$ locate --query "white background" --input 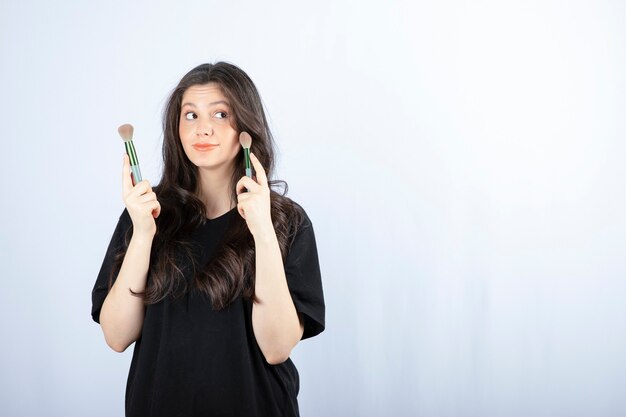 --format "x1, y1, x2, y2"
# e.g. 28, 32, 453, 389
1, 0, 625, 416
